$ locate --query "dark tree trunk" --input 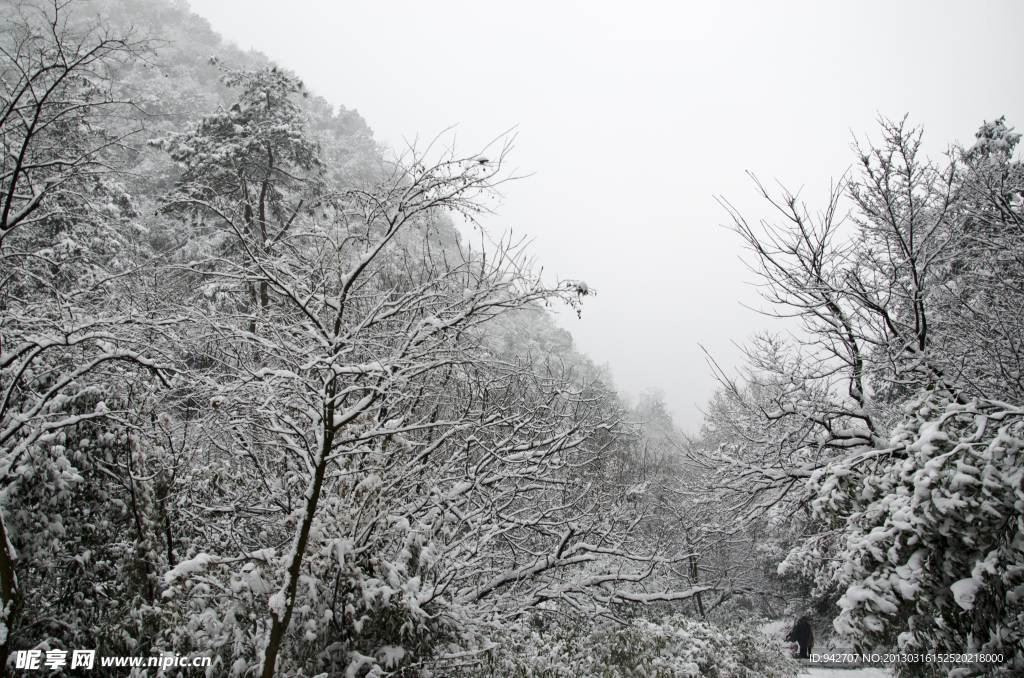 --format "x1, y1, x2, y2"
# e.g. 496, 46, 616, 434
260, 400, 337, 678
